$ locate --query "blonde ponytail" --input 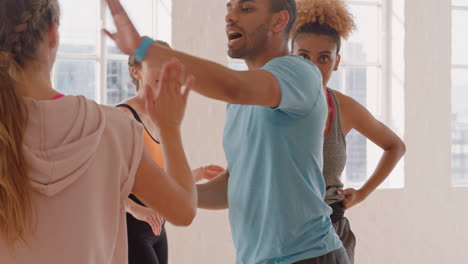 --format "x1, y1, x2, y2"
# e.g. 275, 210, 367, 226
0, 0, 60, 248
